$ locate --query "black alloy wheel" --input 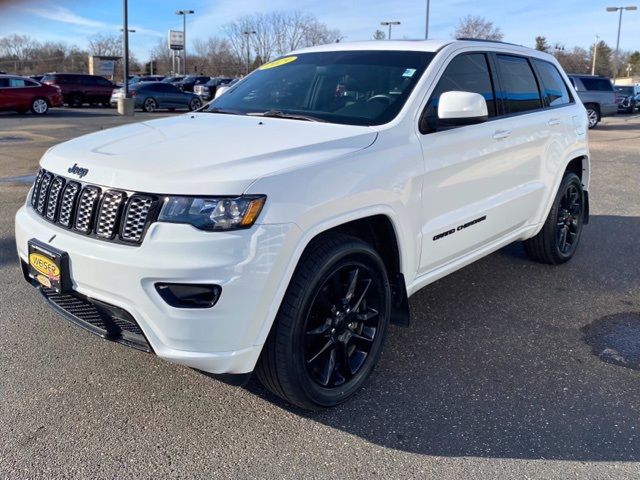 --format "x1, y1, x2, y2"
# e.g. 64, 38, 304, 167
556, 182, 582, 256
303, 263, 382, 388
